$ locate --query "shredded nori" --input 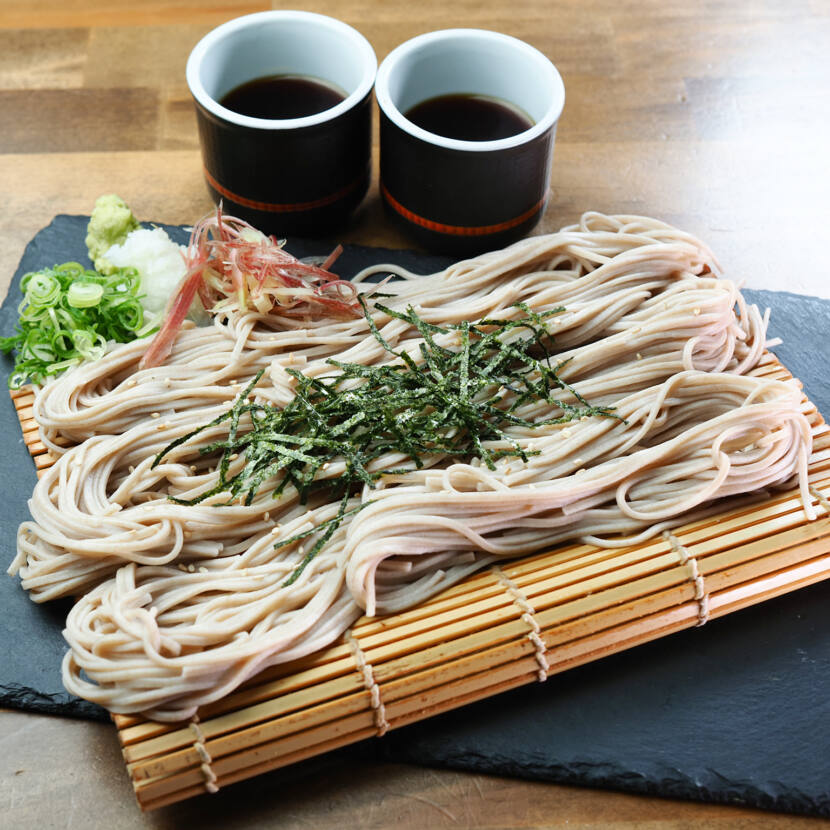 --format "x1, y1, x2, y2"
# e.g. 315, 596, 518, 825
153, 300, 616, 584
